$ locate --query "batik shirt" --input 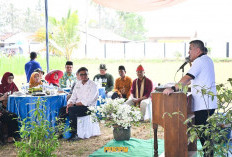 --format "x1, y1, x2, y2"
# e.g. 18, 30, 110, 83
59, 72, 76, 88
